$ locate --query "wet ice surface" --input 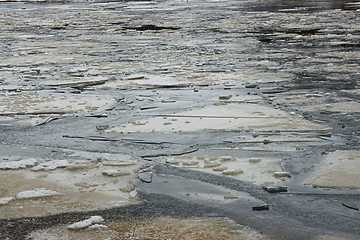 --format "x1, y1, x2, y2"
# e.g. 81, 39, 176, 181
108, 102, 330, 133
305, 150, 360, 189
163, 155, 289, 186
0, 156, 141, 218
0, 0, 359, 239
28, 216, 270, 240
